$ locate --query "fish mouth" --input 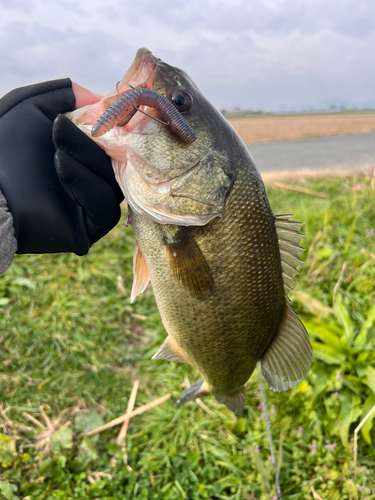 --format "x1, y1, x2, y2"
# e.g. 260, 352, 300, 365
119, 47, 158, 89
68, 49, 221, 226
70, 47, 159, 130
103, 47, 158, 109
